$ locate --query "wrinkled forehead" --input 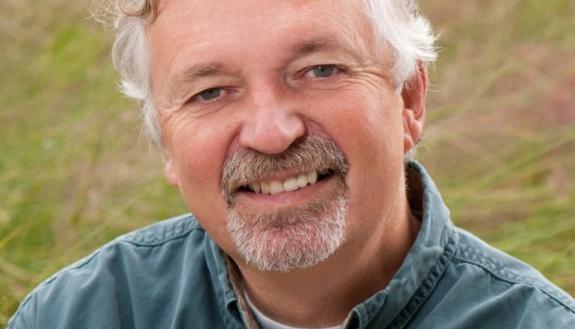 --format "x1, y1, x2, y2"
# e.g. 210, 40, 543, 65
147, 0, 379, 72
152, 0, 366, 19
148, 0, 373, 47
